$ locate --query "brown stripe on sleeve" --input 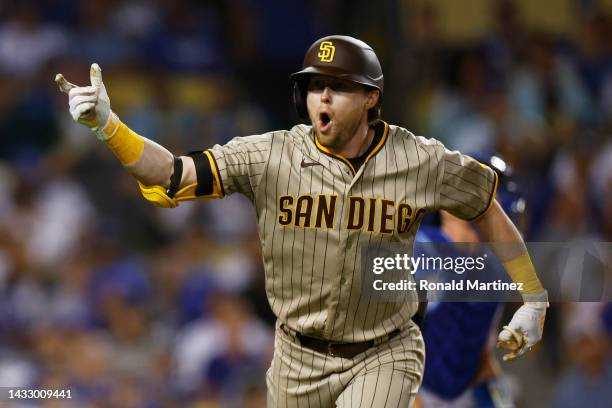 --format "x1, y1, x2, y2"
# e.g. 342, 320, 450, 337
205, 150, 225, 197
